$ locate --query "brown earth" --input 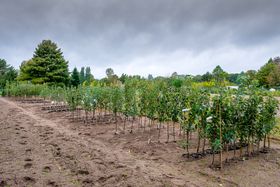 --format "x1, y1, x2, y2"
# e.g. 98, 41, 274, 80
0, 97, 280, 187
